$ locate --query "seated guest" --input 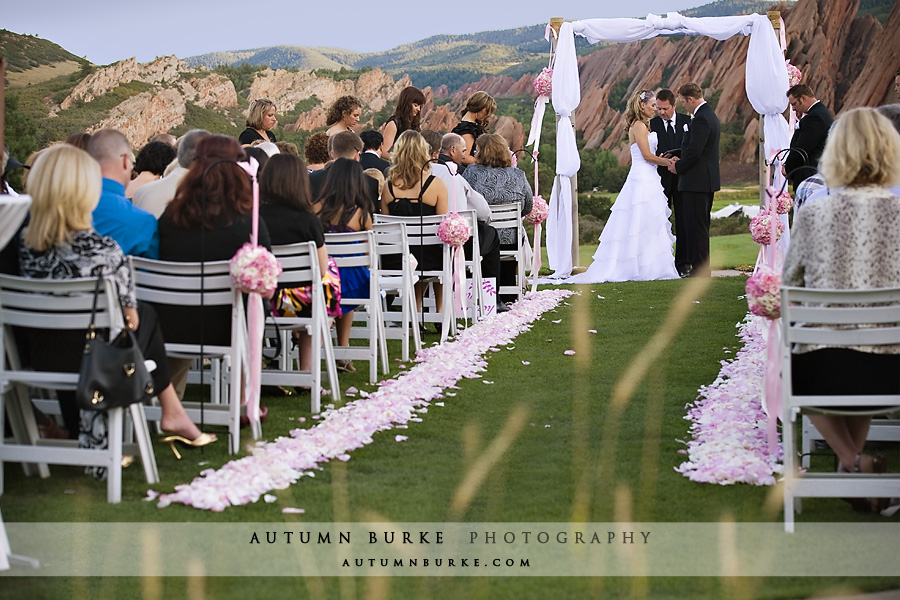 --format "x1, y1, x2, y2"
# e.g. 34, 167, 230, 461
239, 98, 278, 146
157, 135, 272, 397
359, 130, 390, 173
325, 96, 362, 136
275, 141, 300, 157
87, 129, 159, 258
309, 131, 378, 208
313, 158, 373, 372
428, 131, 504, 310
462, 133, 532, 304
304, 132, 330, 172
18, 144, 213, 466
125, 141, 176, 198
782, 107, 900, 513
260, 154, 337, 373
150, 133, 177, 147
381, 130, 449, 314
133, 129, 209, 219
65, 131, 92, 151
